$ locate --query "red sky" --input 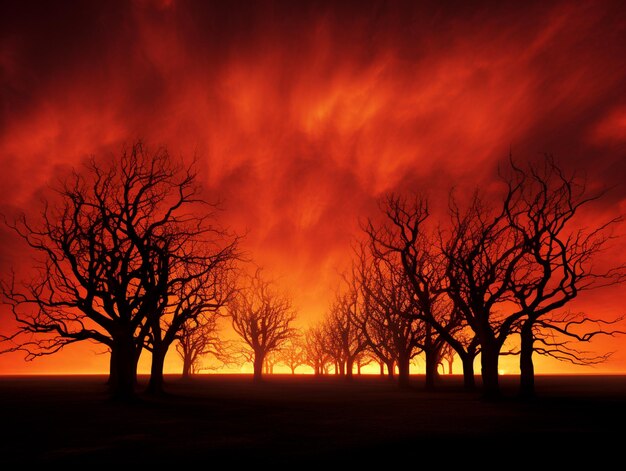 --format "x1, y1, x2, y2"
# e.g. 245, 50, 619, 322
1, 0, 626, 374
